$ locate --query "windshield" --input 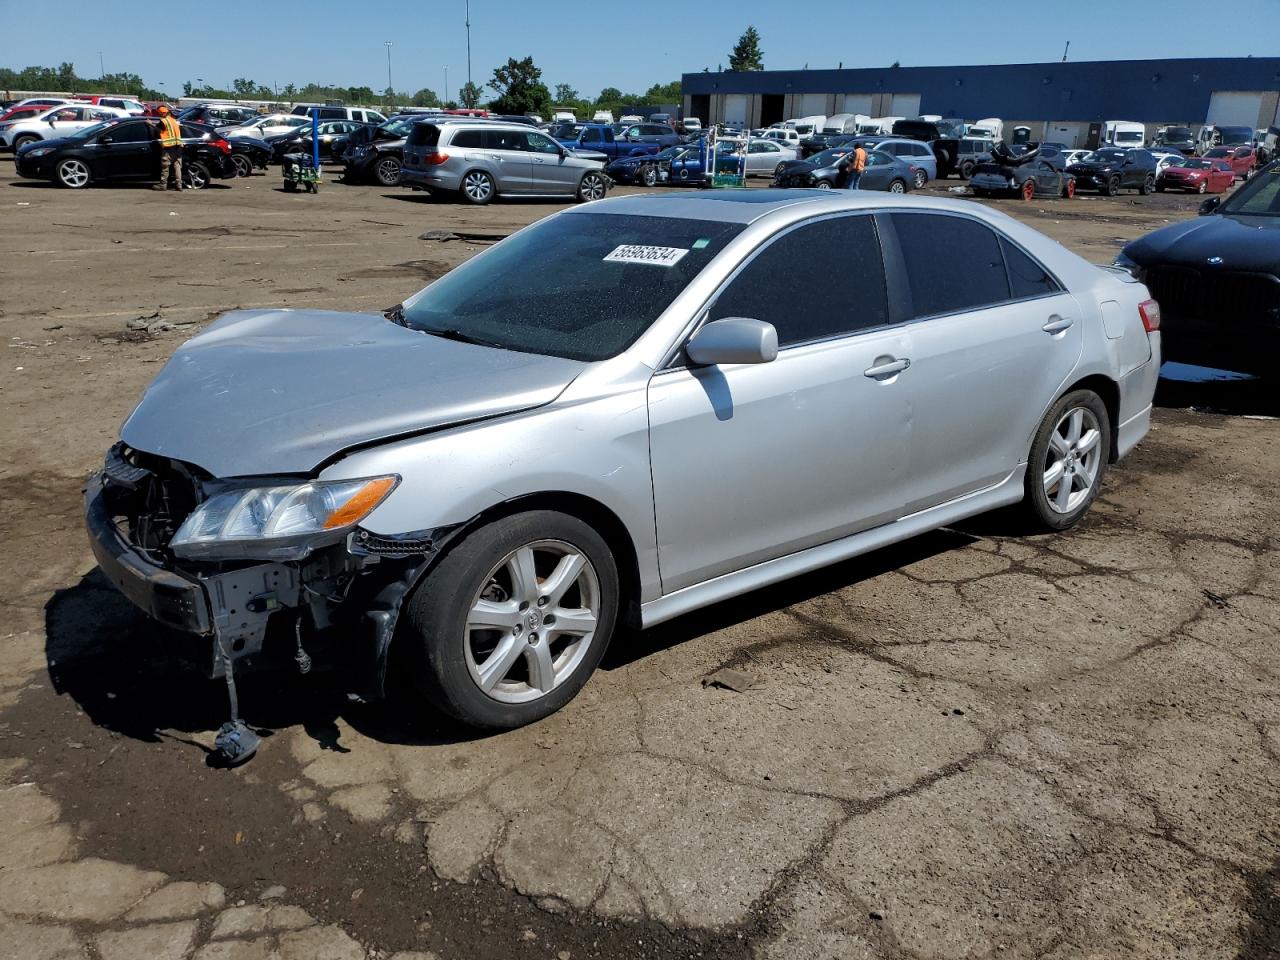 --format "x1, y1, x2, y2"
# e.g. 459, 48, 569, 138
811, 148, 851, 166
1220, 168, 1280, 216
1205, 147, 1231, 158
1219, 127, 1253, 145
1158, 127, 1192, 142
1174, 159, 1211, 169
399, 213, 745, 362
1082, 150, 1123, 163
1113, 131, 1143, 144
550, 123, 581, 139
